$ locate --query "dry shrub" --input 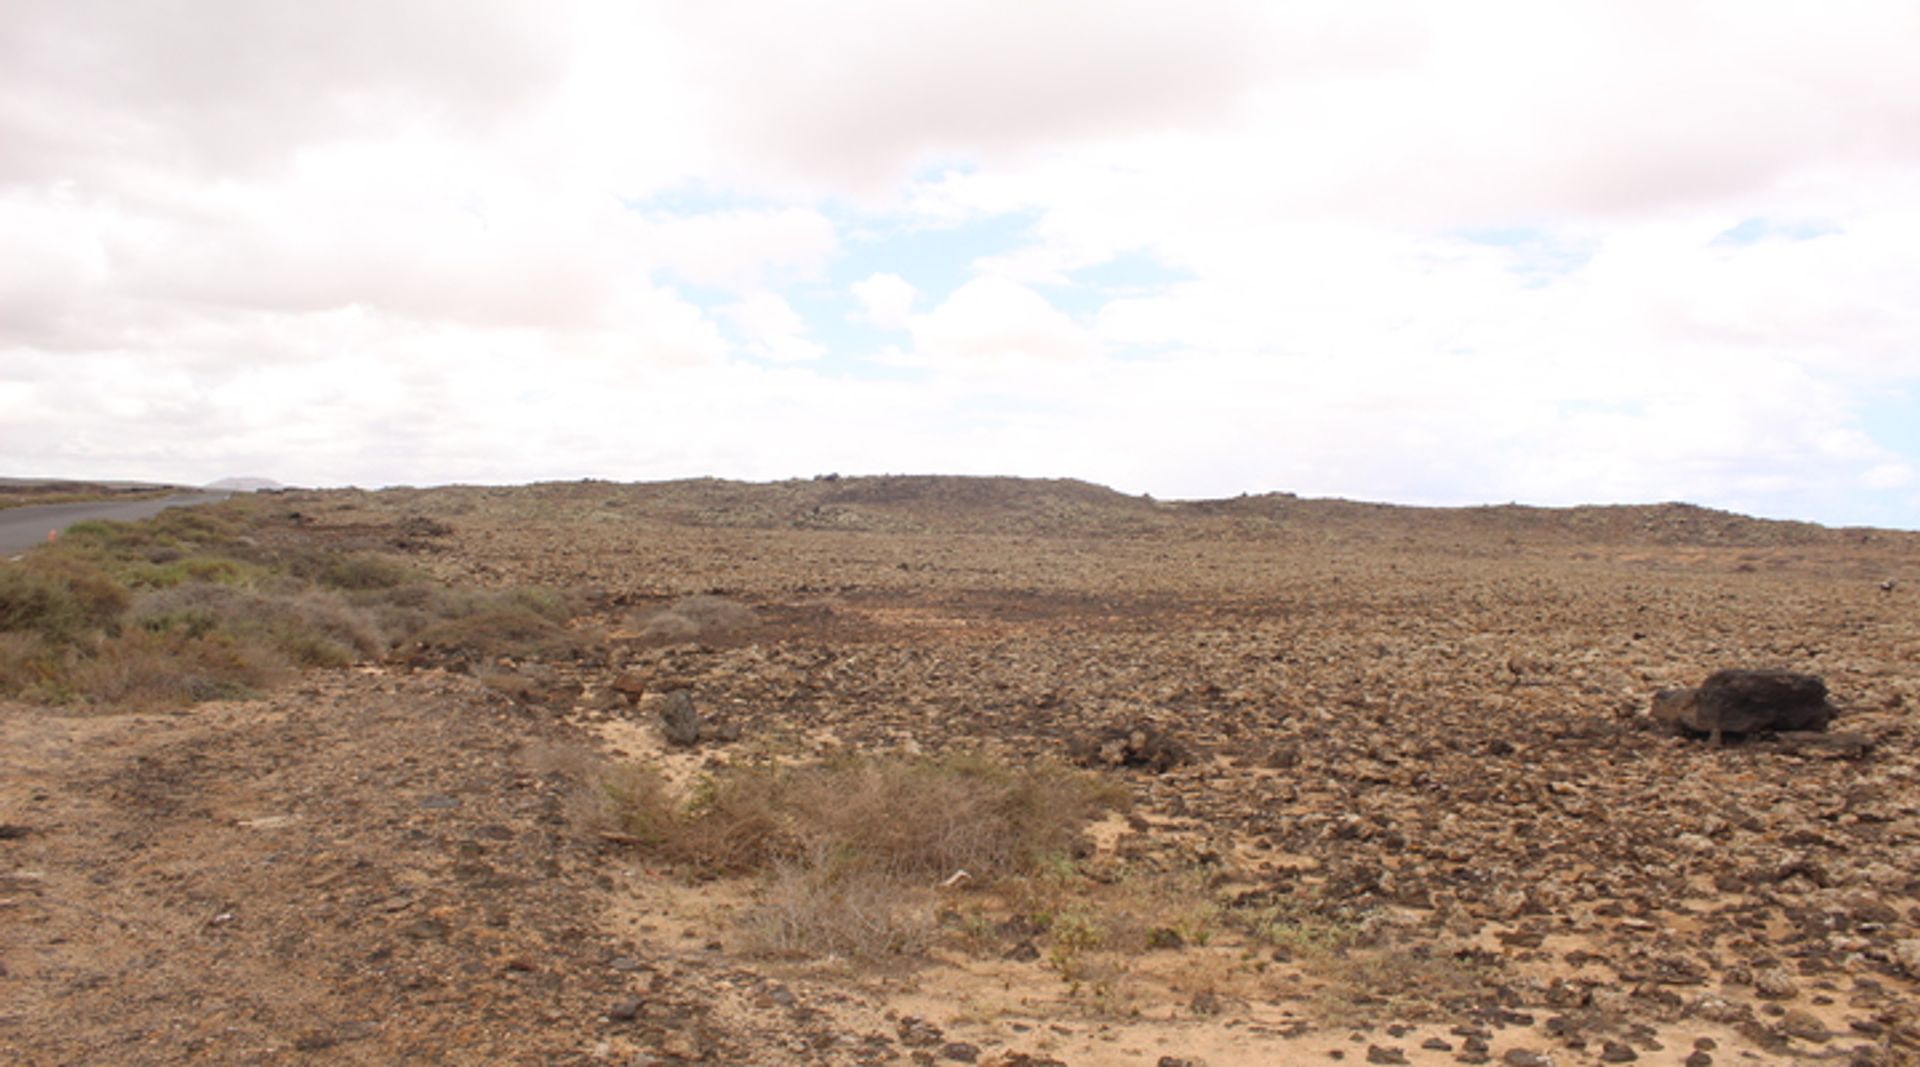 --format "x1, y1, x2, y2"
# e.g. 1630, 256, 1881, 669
666, 752, 1120, 882
740, 864, 935, 960
0, 557, 128, 643
71, 629, 288, 707
315, 552, 414, 591
409, 608, 578, 662
1309, 942, 1494, 1020
600, 751, 1122, 961
130, 584, 382, 666
4, 499, 585, 706
0, 632, 67, 699
640, 594, 755, 643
